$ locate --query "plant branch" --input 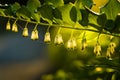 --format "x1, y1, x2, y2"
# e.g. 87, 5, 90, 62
0, 15, 120, 37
